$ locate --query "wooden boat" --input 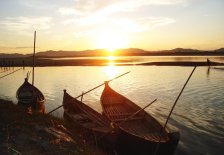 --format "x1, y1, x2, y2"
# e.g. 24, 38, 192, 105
63, 90, 119, 149
100, 82, 180, 155
16, 78, 45, 113
16, 32, 45, 113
